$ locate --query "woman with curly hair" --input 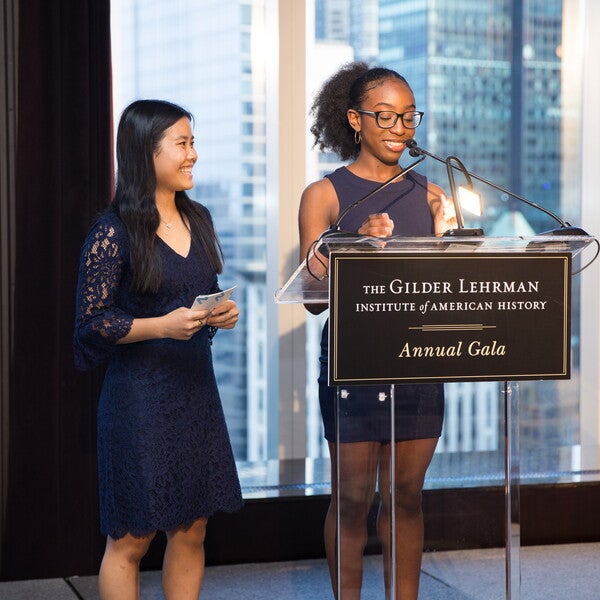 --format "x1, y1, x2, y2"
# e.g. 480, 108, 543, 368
299, 62, 455, 600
